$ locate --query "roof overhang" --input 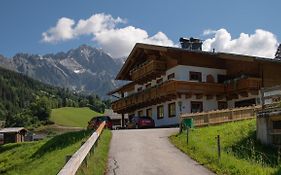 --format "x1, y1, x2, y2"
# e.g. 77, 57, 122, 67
107, 81, 135, 95
116, 43, 281, 81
